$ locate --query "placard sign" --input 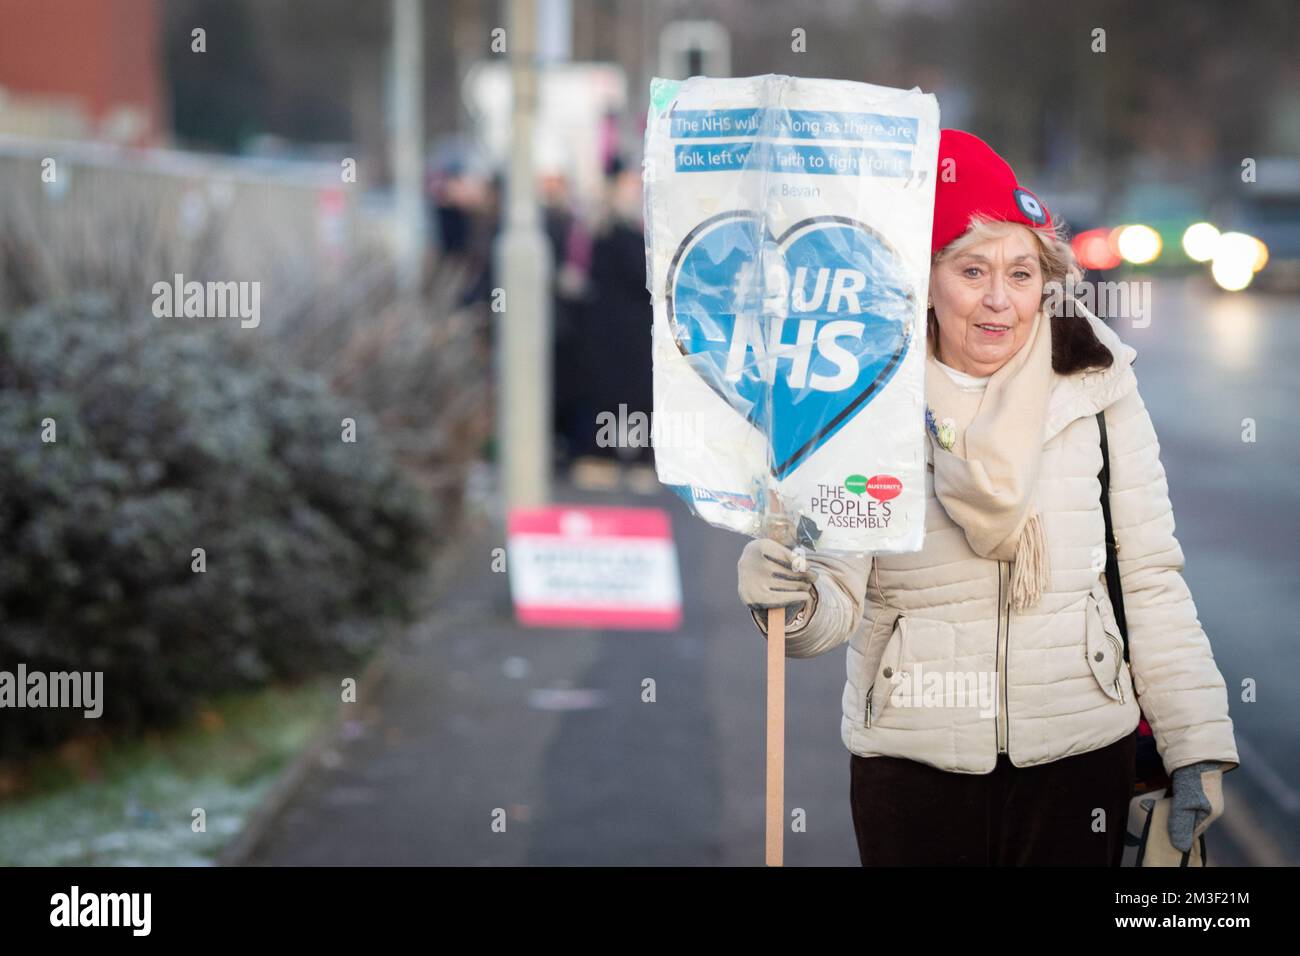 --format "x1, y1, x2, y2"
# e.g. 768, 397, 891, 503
507, 505, 683, 630
644, 73, 939, 554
